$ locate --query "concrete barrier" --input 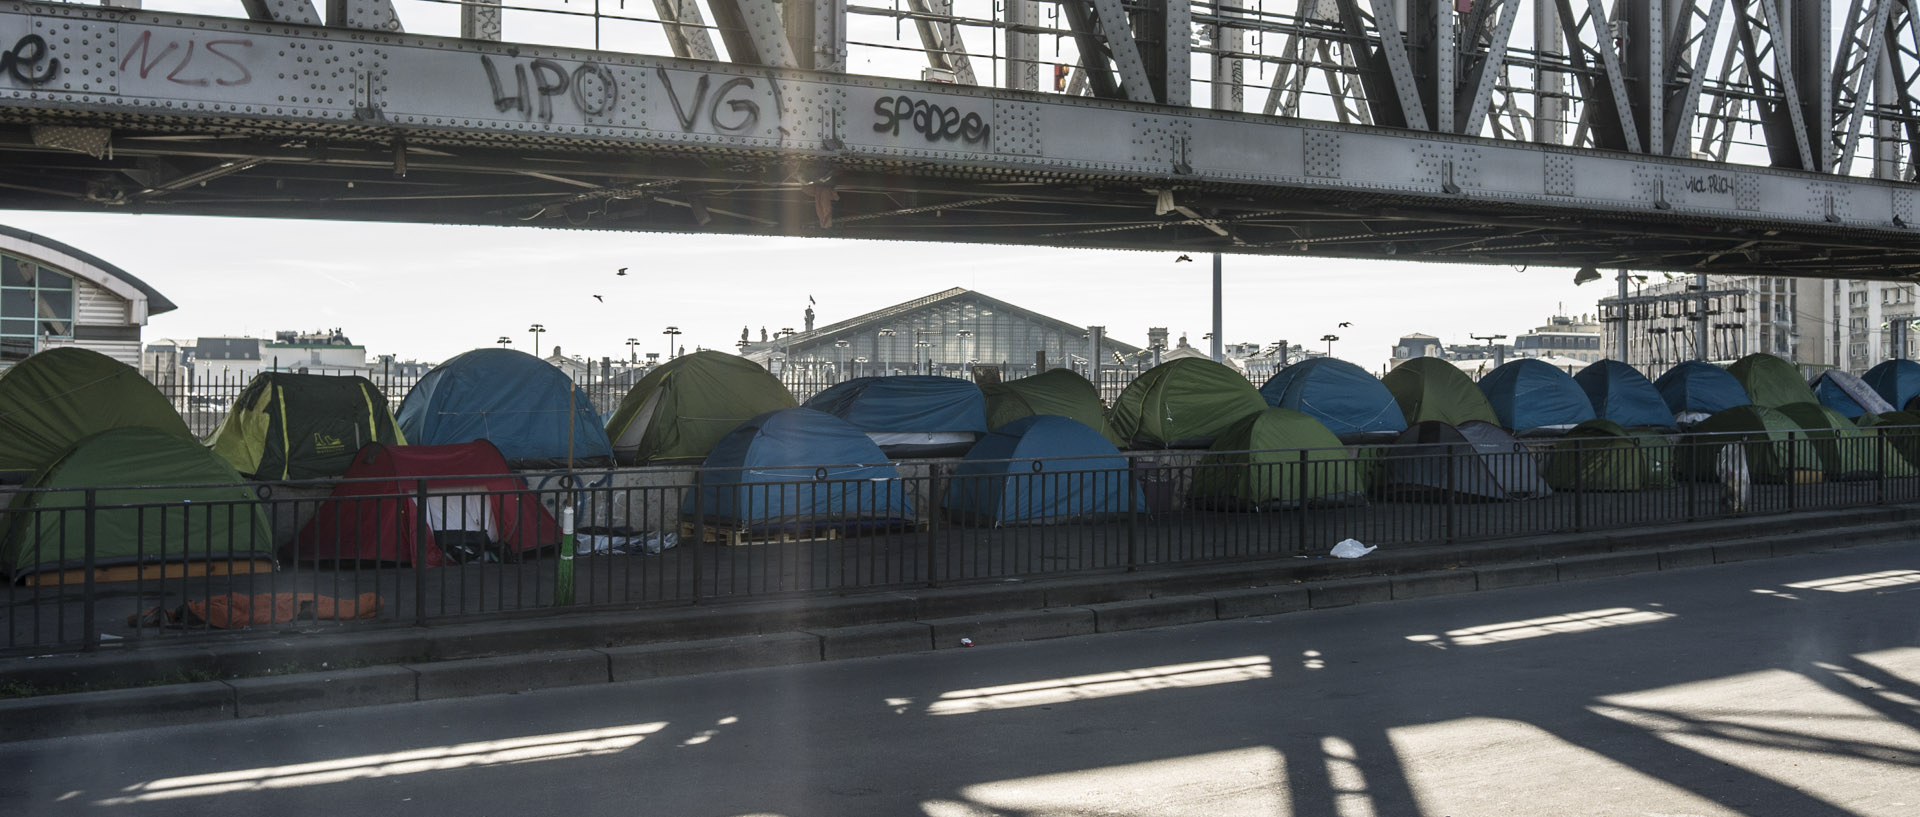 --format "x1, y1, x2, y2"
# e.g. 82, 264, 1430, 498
1307, 577, 1392, 608
232, 666, 419, 718
1390, 570, 1479, 600
412, 650, 610, 700
606, 632, 821, 681
925, 608, 1096, 649
1210, 586, 1309, 619
1087, 596, 1217, 632
0, 682, 235, 741
812, 623, 934, 660
1474, 562, 1559, 590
